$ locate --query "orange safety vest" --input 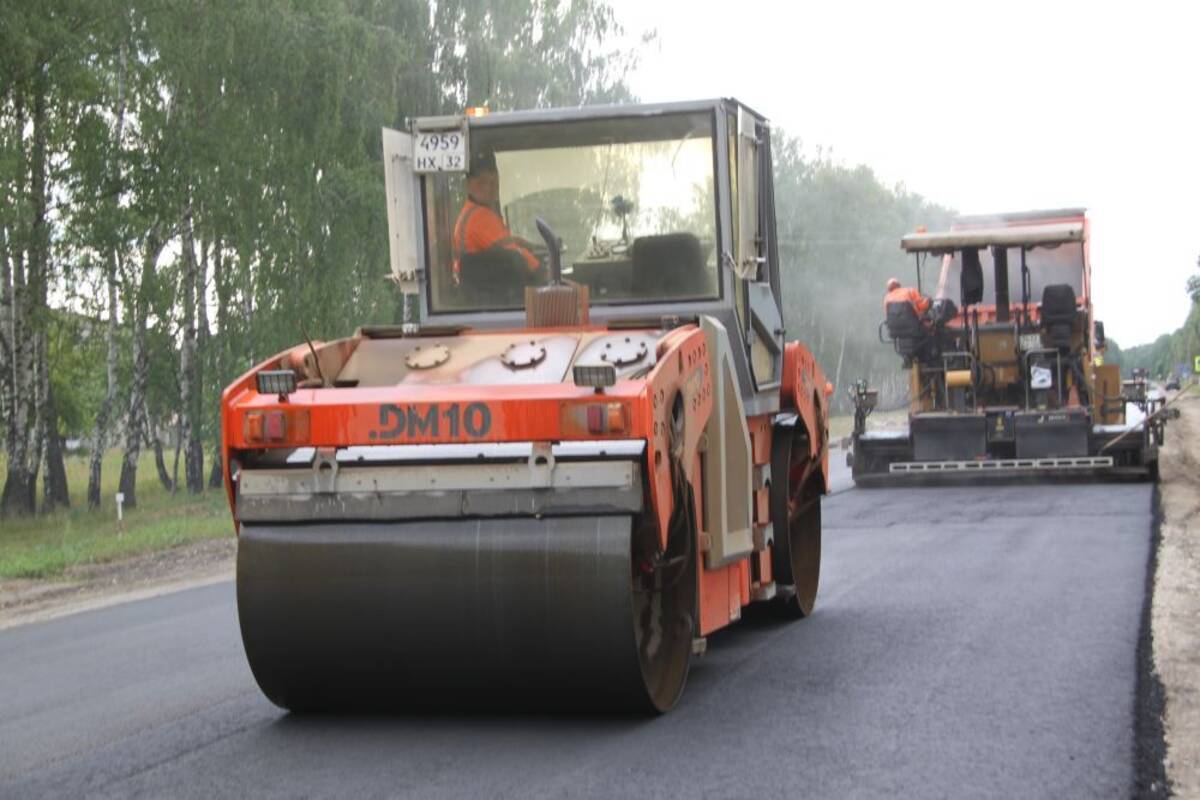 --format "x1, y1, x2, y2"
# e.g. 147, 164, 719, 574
451, 198, 539, 278
884, 286, 931, 316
